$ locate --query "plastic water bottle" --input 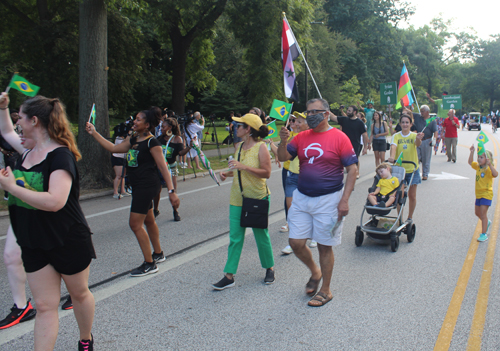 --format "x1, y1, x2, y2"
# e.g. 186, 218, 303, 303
228, 156, 234, 169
